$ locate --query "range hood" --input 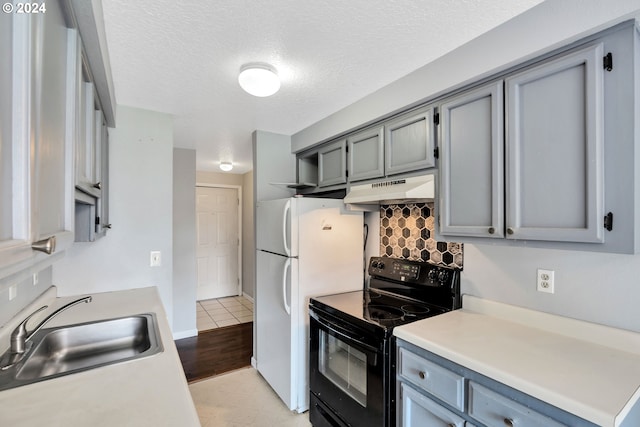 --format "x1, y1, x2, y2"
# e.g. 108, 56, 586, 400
344, 175, 435, 204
